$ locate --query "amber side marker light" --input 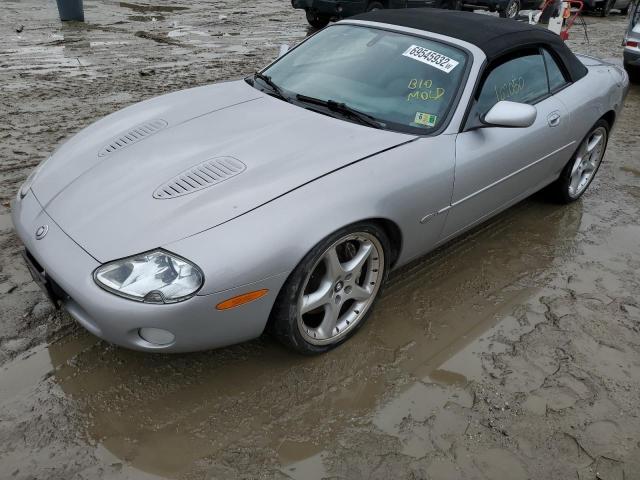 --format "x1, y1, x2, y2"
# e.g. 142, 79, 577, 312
216, 289, 269, 310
